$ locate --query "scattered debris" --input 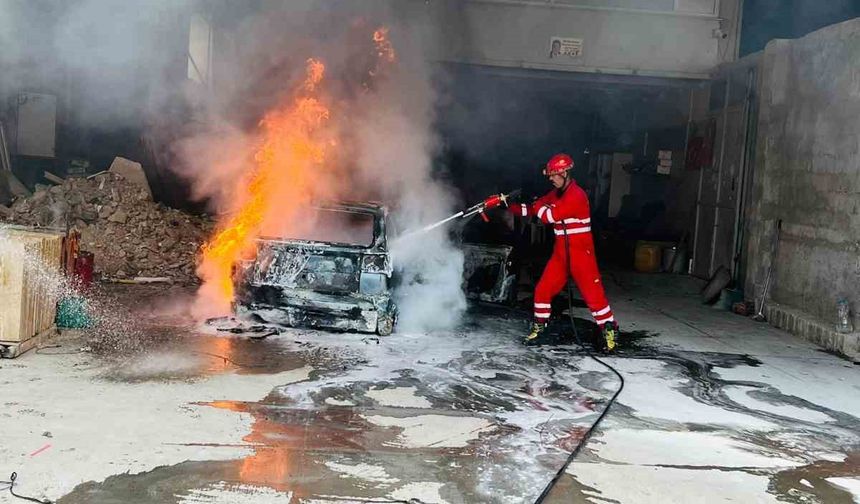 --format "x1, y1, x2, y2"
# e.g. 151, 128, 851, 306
7, 171, 31, 197
43, 170, 65, 185
111, 277, 174, 285
0, 120, 11, 172
2, 172, 213, 285
732, 301, 755, 316
108, 156, 152, 198
0, 179, 9, 207
86, 170, 109, 179
205, 316, 283, 339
